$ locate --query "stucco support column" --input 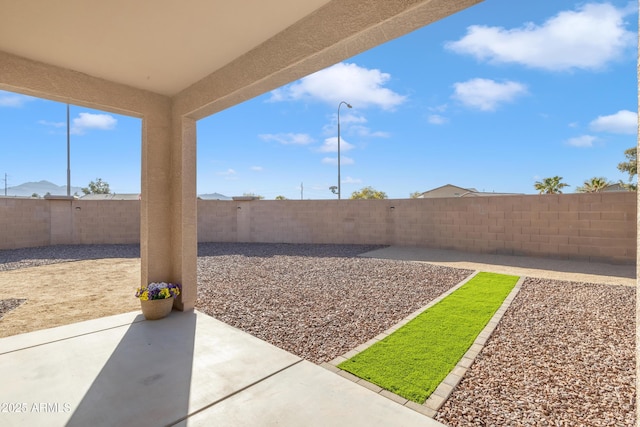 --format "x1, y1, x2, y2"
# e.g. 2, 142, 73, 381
140, 105, 197, 311
141, 105, 173, 290
170, 115, 197, 311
